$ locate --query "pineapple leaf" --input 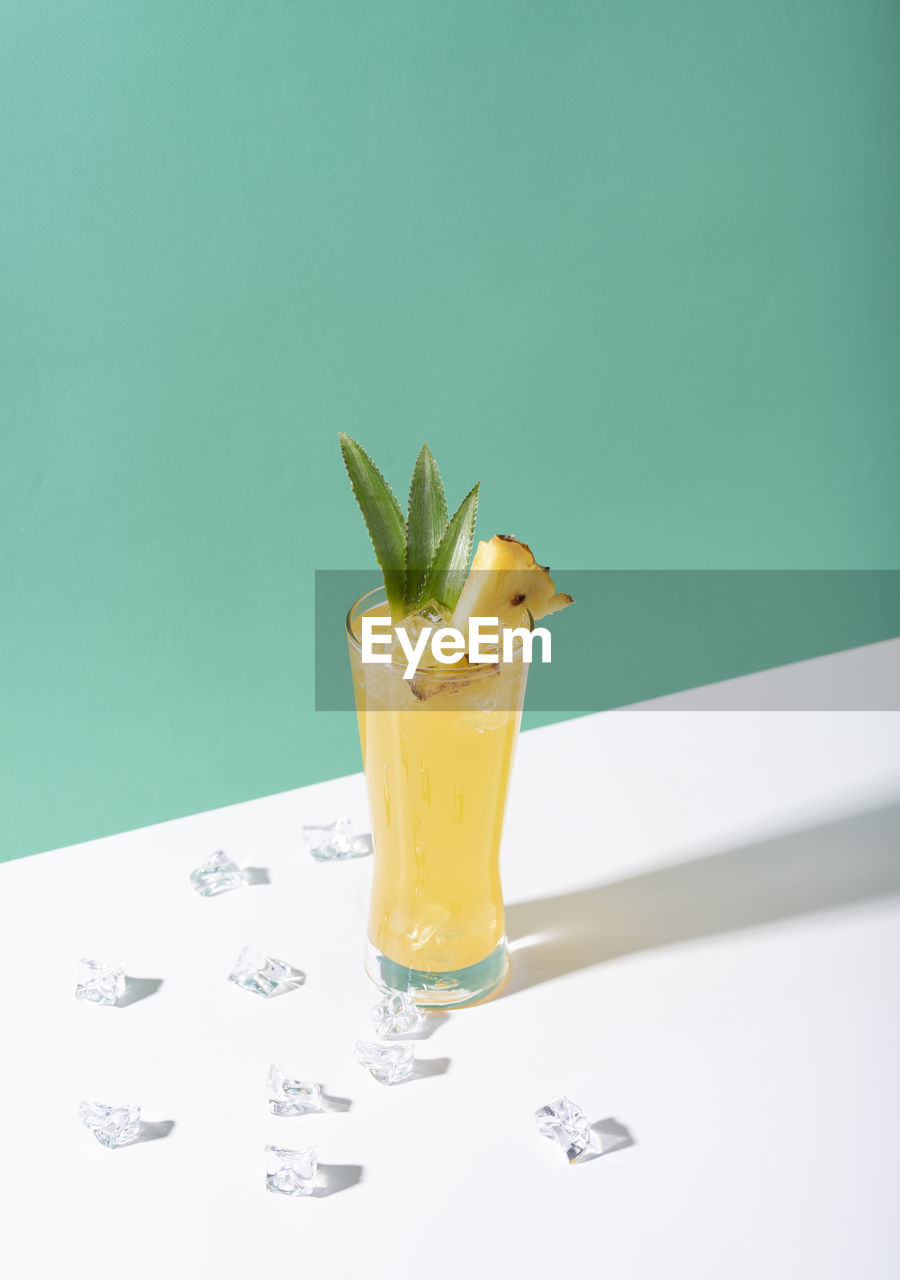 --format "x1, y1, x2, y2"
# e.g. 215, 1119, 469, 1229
419, 482, 479, 611
338, 433, 407, 615
406, 443, 448, 606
